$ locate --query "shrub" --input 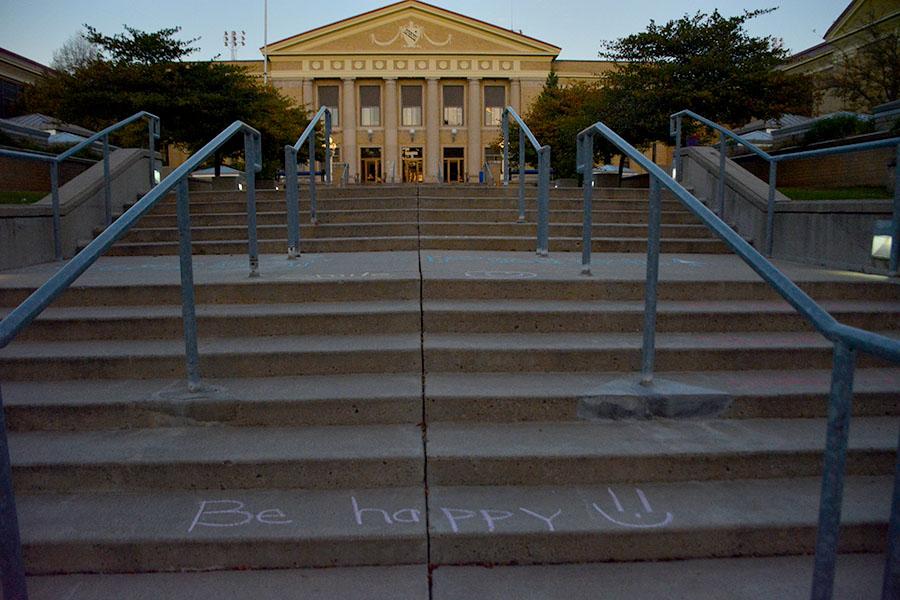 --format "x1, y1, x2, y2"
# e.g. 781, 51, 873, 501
802, 114, 875, 145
